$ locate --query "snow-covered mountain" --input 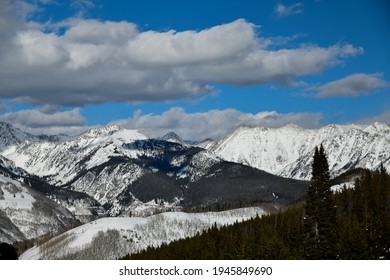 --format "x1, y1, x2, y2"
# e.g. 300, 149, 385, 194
0, 172, 77, 243
0, 152, 103, 243
2, 125, 147, 186
0, 123, 308, 217
210, 122, 390, 180
1, 121, 389, 221
0, 122, 39, 152
1, 120, 389, 246
159, 132, 187, 145
0, 122, 62, 152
